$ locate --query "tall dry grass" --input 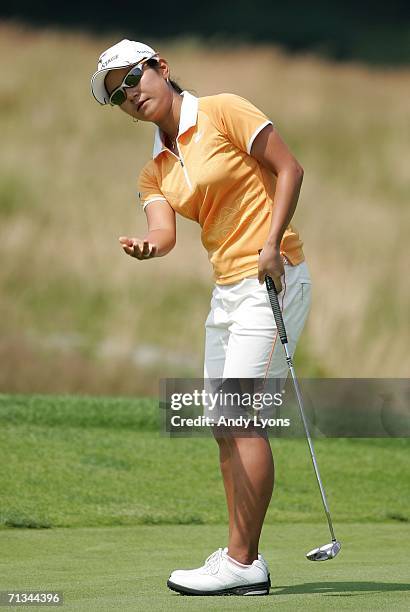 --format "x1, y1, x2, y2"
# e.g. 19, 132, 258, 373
0, 22, 409, 393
